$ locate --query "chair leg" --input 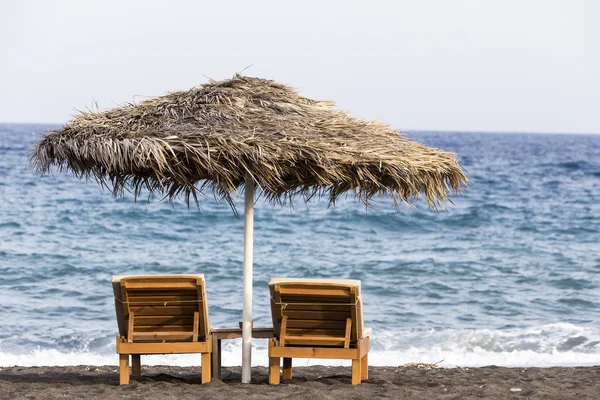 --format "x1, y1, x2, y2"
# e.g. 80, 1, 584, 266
351, 358, 361, 385
282, 358, 292, 380
211, 337, 221, 381
360, 354, 368, 380
119, 354, 130, 385
131, 355, 141, 377
269, 357, 280, 385
201, 353, 211, 384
